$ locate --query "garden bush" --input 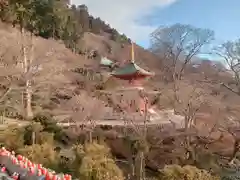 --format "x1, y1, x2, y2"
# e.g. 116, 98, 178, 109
158, 164, 220, 180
